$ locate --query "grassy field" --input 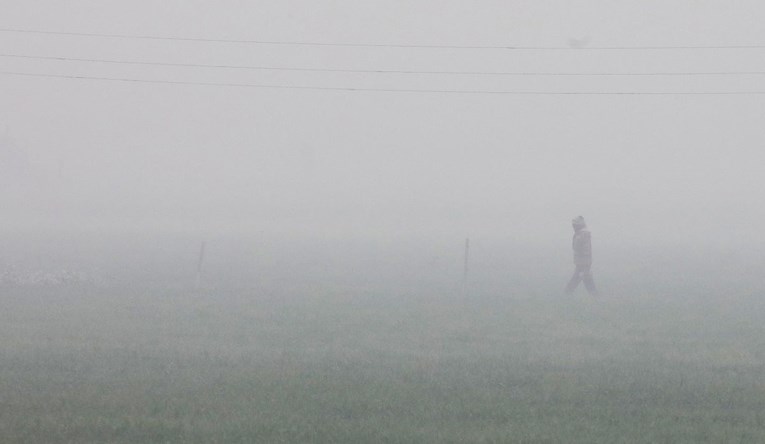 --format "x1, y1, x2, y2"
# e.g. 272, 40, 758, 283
1, 278, 764, 443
